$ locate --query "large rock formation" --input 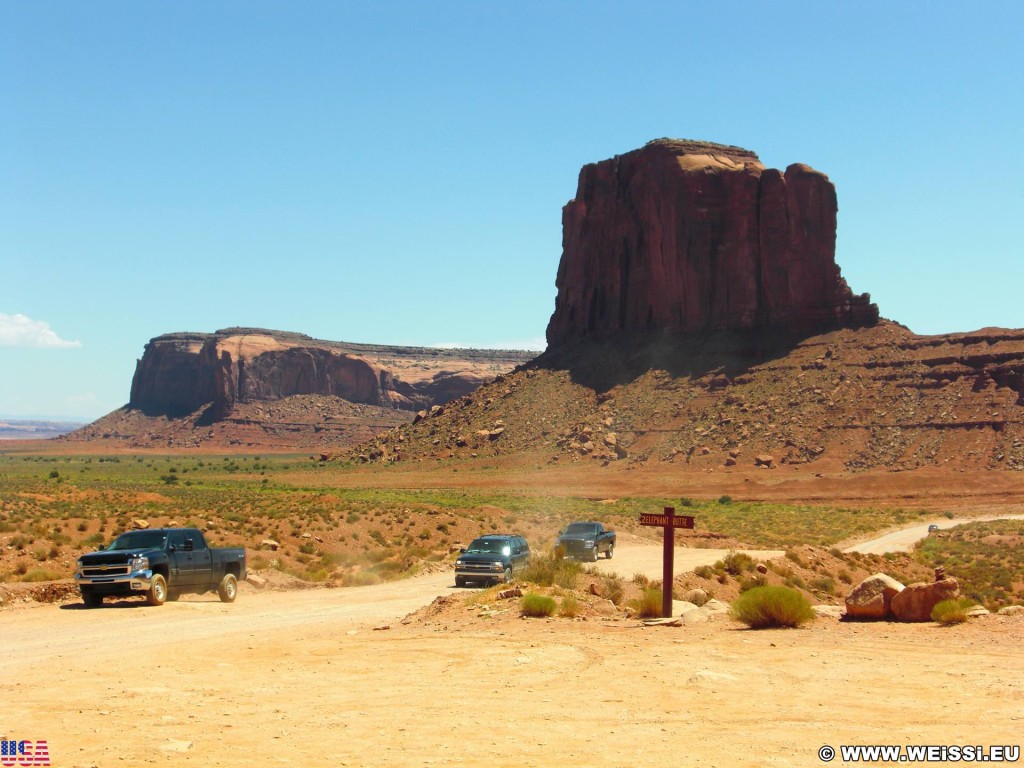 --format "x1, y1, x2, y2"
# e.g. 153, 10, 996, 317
129, 328, 535, 419
546, 139, 878, 347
